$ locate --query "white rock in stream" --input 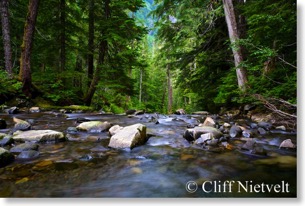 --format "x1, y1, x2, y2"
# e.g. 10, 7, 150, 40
13, 130, 65, 142
108, 124, 147, 149
76, 121, 111, 132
